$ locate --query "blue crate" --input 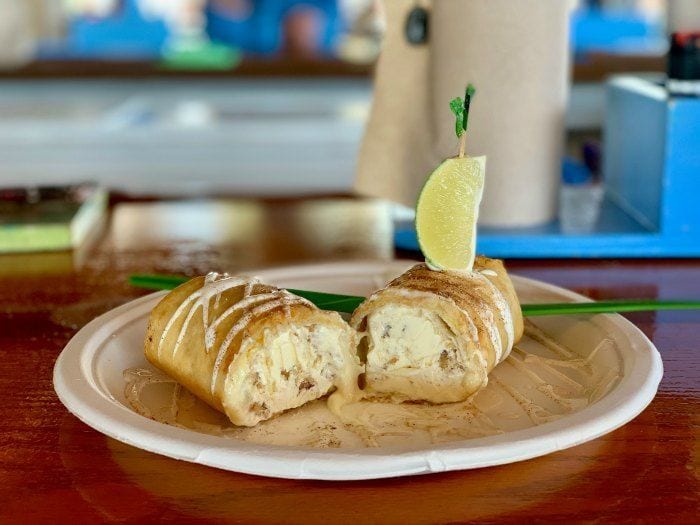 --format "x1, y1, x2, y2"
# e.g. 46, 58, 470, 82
395, 76, 700, 258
